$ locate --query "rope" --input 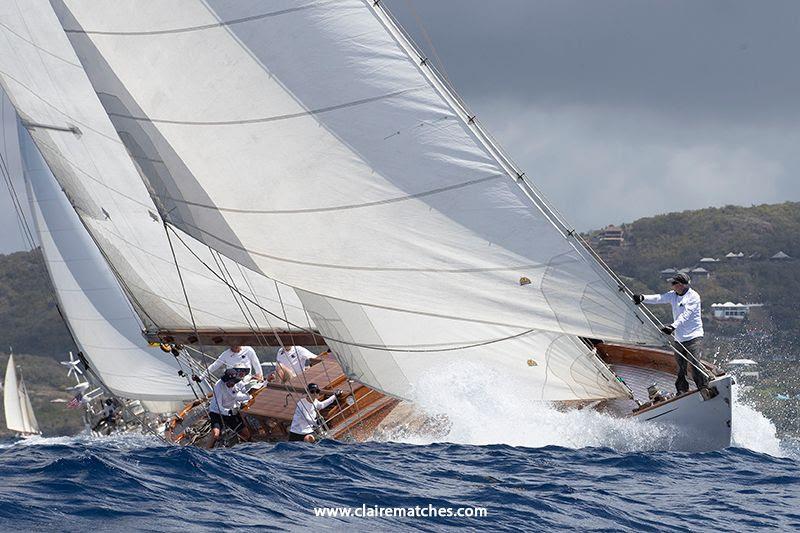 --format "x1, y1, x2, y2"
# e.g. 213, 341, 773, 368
163, 222, 217, 416
165, 224, 537, 353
